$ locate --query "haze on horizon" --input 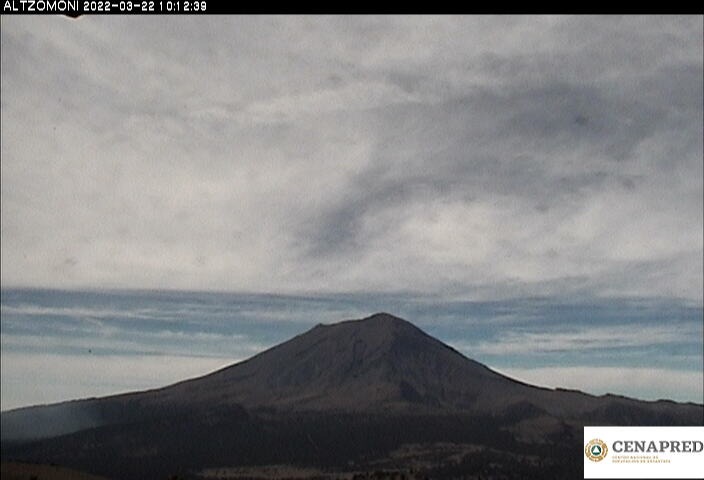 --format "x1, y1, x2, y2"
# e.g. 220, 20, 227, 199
1, 16, 702, 410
